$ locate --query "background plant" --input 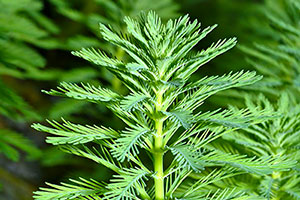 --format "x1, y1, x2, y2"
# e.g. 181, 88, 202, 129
0, 0, 56, 161
32, 11, 295, 200
0, 0, 60, 198
218, 0, 300, 199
